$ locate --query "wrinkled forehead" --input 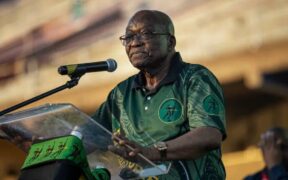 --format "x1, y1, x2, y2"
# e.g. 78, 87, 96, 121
126, 12, 165, 32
